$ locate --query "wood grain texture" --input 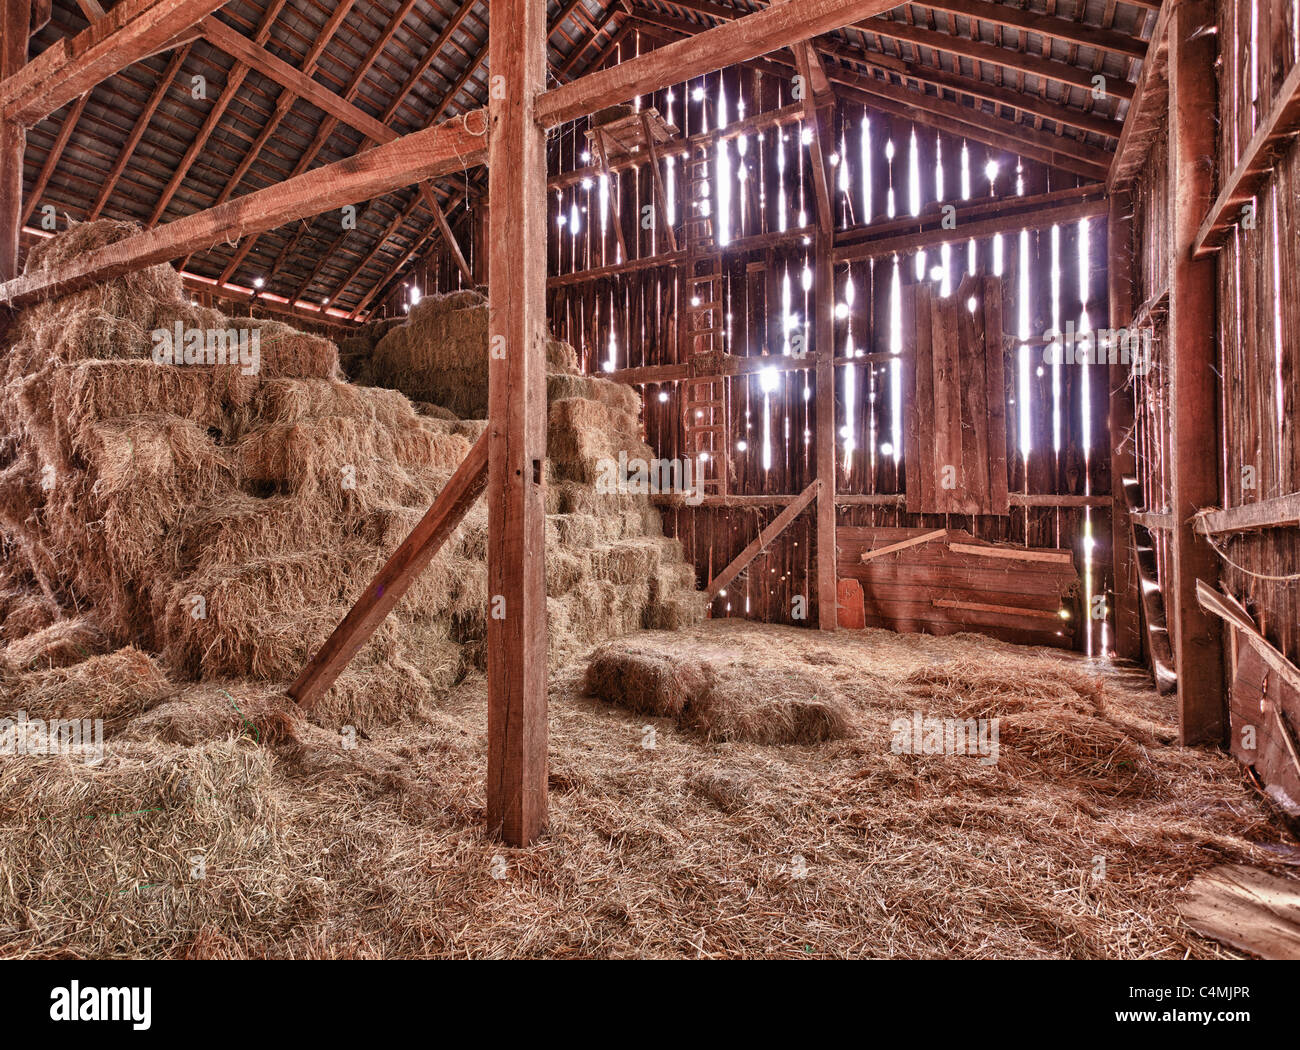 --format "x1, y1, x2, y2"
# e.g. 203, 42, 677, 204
289, 433, 489, 709
486, 0, 549, 847
0, 114, 487, 306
